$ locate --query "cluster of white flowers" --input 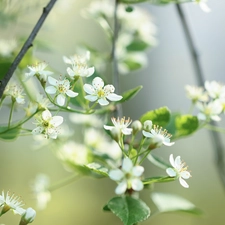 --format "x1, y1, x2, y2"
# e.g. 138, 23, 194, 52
186, 81, 225, 121
0, 191, 36, 224
3, 81, 25, 104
